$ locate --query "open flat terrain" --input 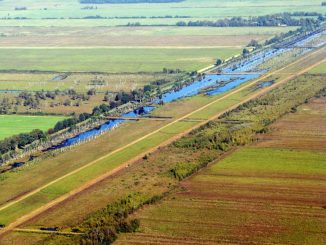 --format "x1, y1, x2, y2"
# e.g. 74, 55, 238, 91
0, 26, 295, 47
0, 0, 325, 243
0, 45, 324, 244
116, 94, 326, 245
0, 26, 291, 87
0, 2, 301, 74
257, 96, 326, 151
0, 47, 240, 73
0, 115, 66, 140
0, 0, 324, 27
0, 26, 291, 72
0, 73, 180, 92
